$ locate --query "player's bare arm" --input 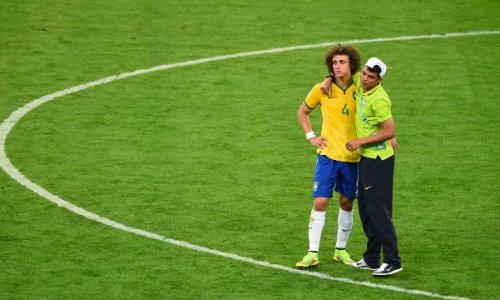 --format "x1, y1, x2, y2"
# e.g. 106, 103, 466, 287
390, 137, 399, 152
345, 118, 395, 151
320, 75, 333, 95
297, 103, 328, 149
